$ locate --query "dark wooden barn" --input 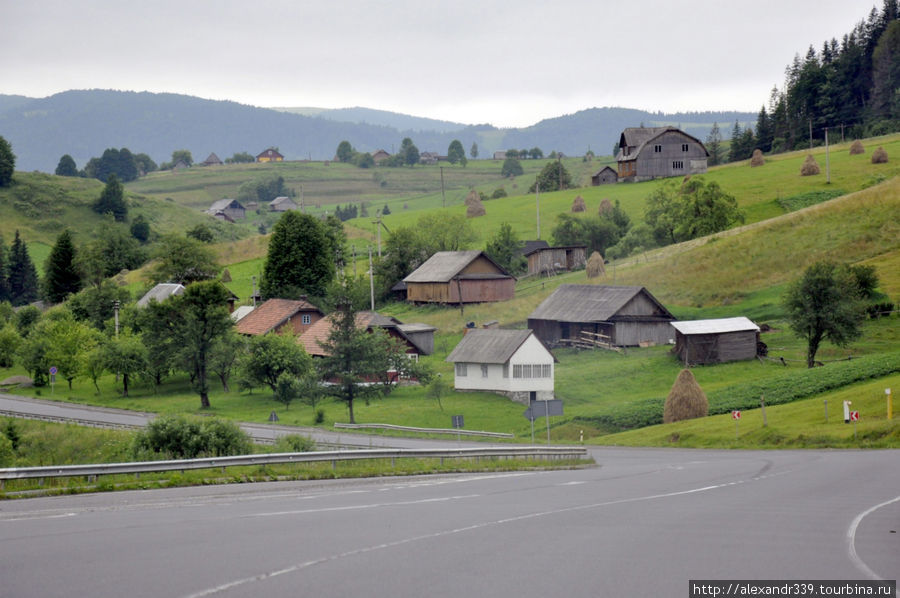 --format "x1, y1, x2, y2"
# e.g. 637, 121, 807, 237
527, 284, 676, 347
670, 317, 760, 365
591, 166, 618, 185
403, 250, 514, 304
524, 245, 587, 276
616, 127, 709, 182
